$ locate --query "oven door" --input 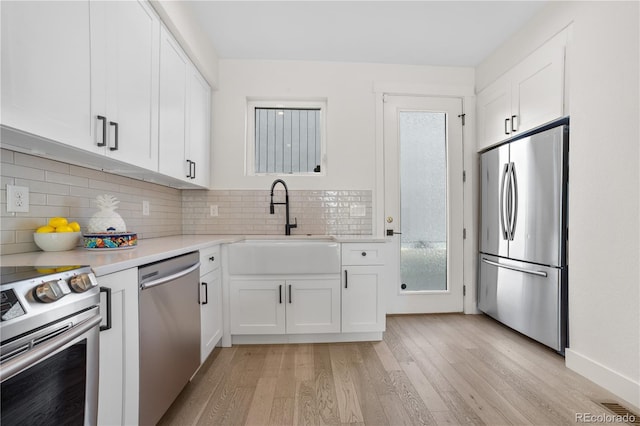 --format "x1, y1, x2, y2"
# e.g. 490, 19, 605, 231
0, 307, 101, 426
